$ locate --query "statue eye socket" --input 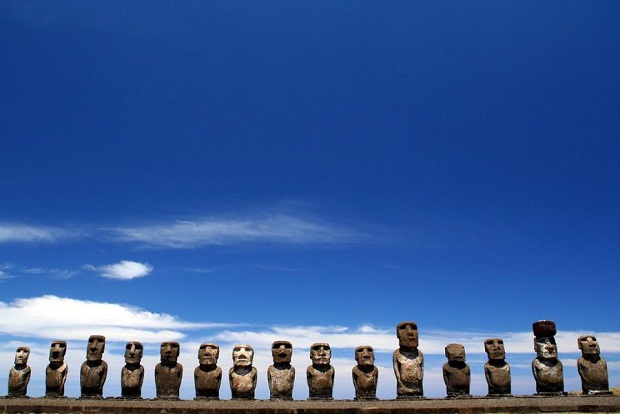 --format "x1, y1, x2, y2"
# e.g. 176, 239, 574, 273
311, 346, 320, 351
126, 344, 132, 350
